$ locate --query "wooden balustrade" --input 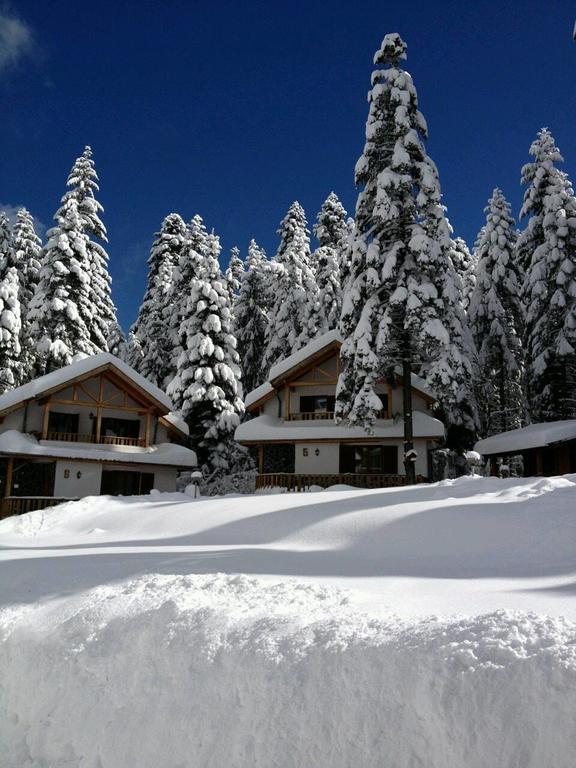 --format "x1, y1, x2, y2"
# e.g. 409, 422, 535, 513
255, 473, 427, 491
0, 496, 77, 519
43, 432, 145, 447
99, 435, 145, 447
286, 411, 335, 421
